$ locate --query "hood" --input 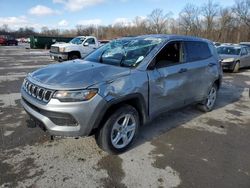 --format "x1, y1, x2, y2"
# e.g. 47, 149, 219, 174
51, 42, 78, 48
219, 54, 239, 61
29, 60, 131, 90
